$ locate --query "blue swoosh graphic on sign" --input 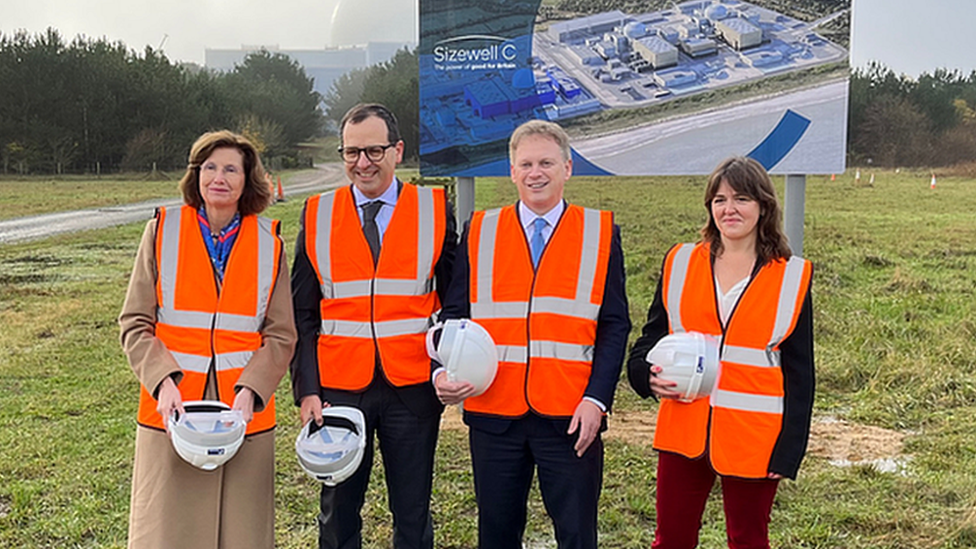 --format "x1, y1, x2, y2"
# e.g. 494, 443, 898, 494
747, 109, 811, 170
